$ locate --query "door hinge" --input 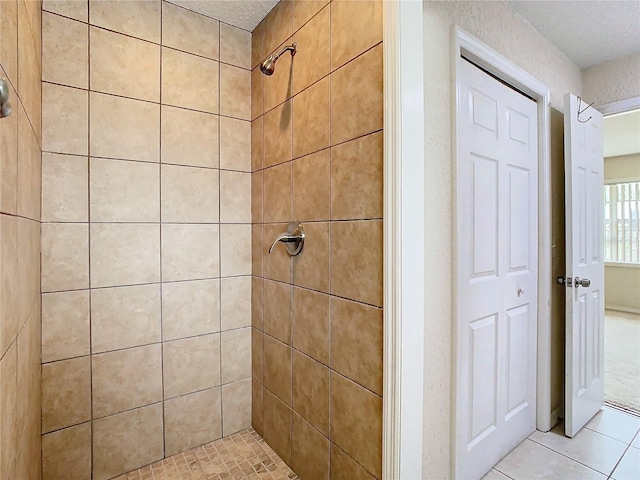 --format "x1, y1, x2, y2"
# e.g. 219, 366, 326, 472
556, 276, 573, 287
